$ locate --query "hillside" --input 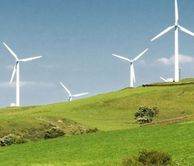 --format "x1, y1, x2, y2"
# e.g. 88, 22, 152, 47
0, 121, 194, 165
0, 79, 194, 165
1, 78, 194, 133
